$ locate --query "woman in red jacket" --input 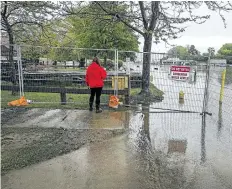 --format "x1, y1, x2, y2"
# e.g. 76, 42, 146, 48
85, 57, 107, 113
